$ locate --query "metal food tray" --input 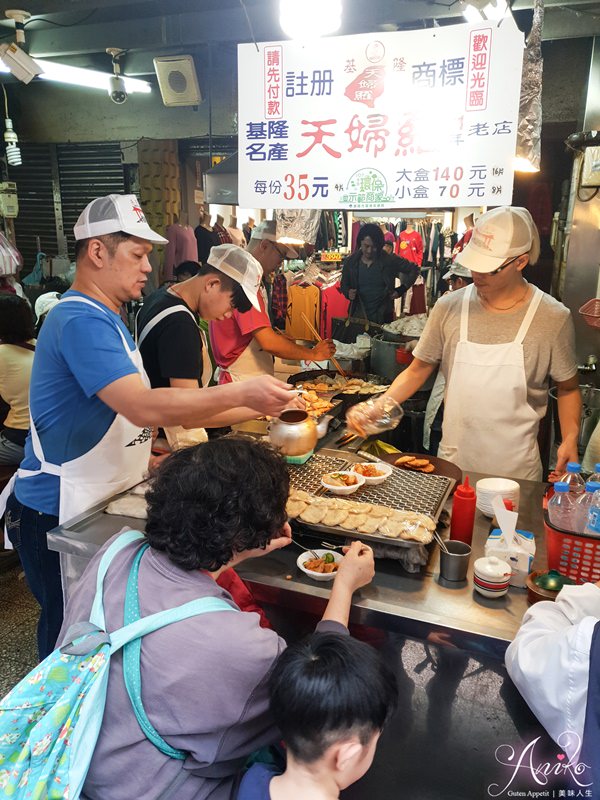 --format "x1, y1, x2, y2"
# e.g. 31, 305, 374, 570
289, 452, 455, 549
